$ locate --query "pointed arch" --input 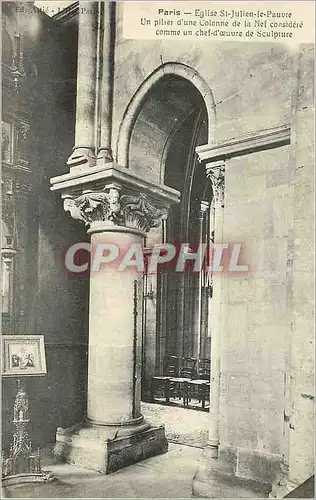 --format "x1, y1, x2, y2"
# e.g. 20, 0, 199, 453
116, 62, 216, 167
